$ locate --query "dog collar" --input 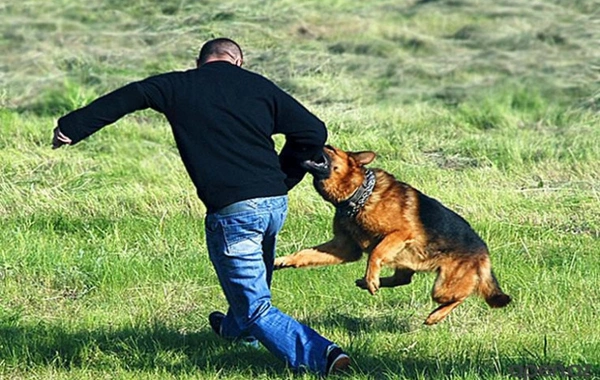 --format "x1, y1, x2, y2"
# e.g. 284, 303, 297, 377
335, 168, 376, 218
